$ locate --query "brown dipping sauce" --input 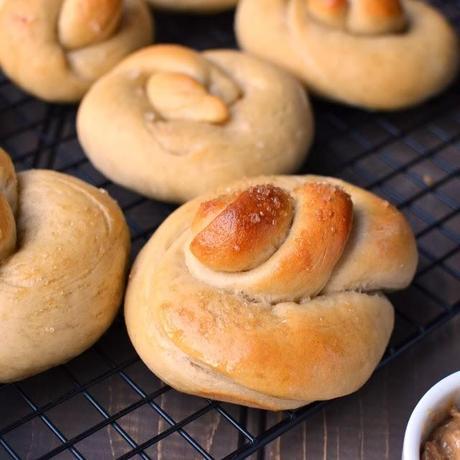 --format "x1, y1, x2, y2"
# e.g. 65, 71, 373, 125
422, 406, 460, 459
